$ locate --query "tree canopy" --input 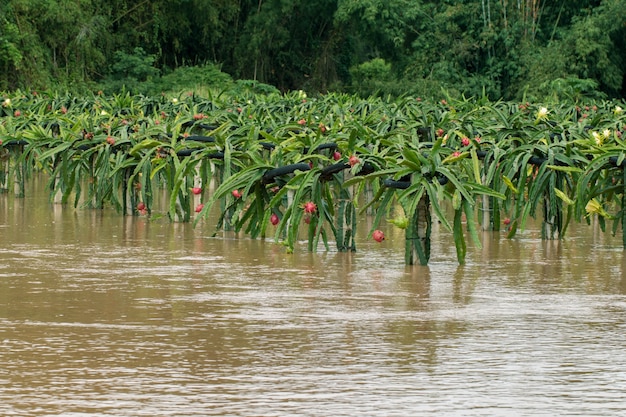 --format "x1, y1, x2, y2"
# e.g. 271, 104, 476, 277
1, 0, 625, 100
